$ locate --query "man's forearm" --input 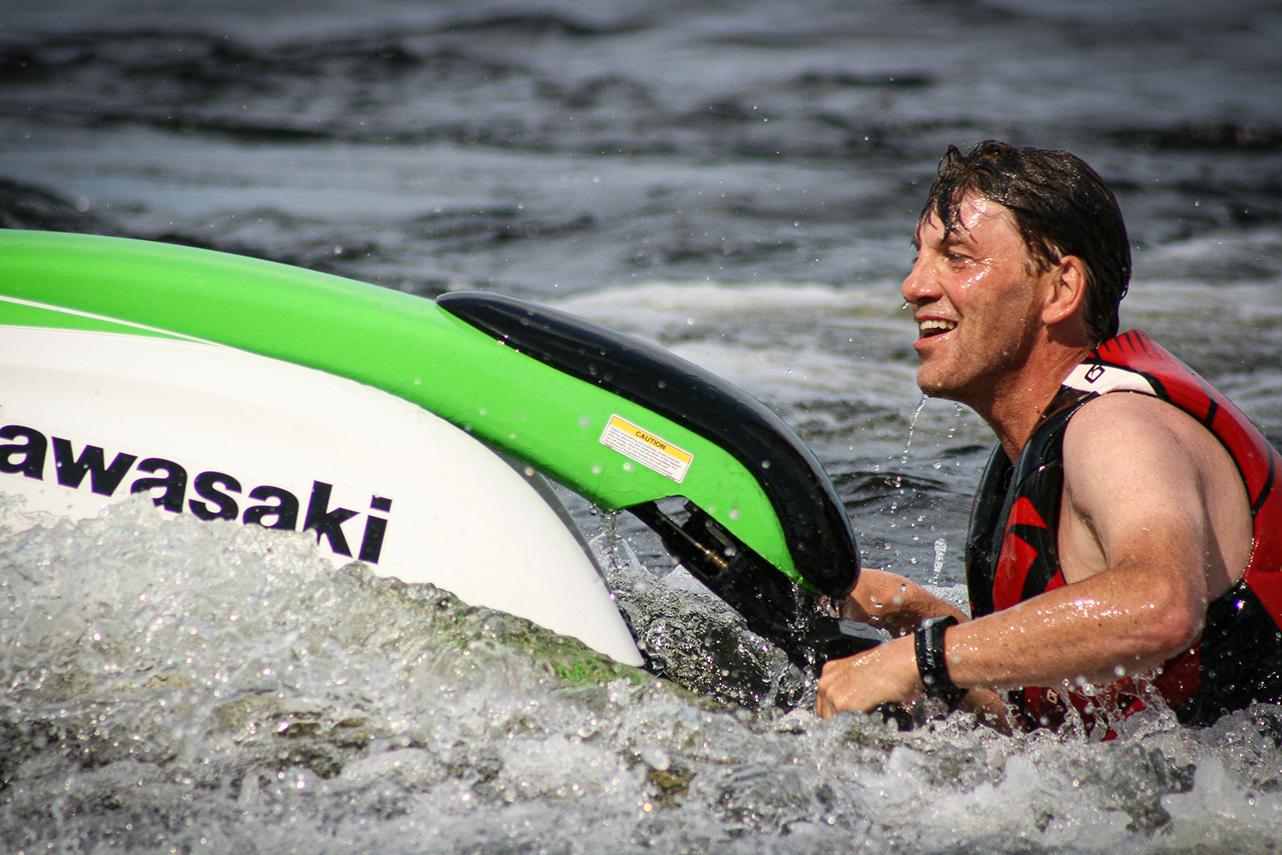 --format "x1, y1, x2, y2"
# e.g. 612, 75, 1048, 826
842, 568, 969, 637
941, 564, 1203, 691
